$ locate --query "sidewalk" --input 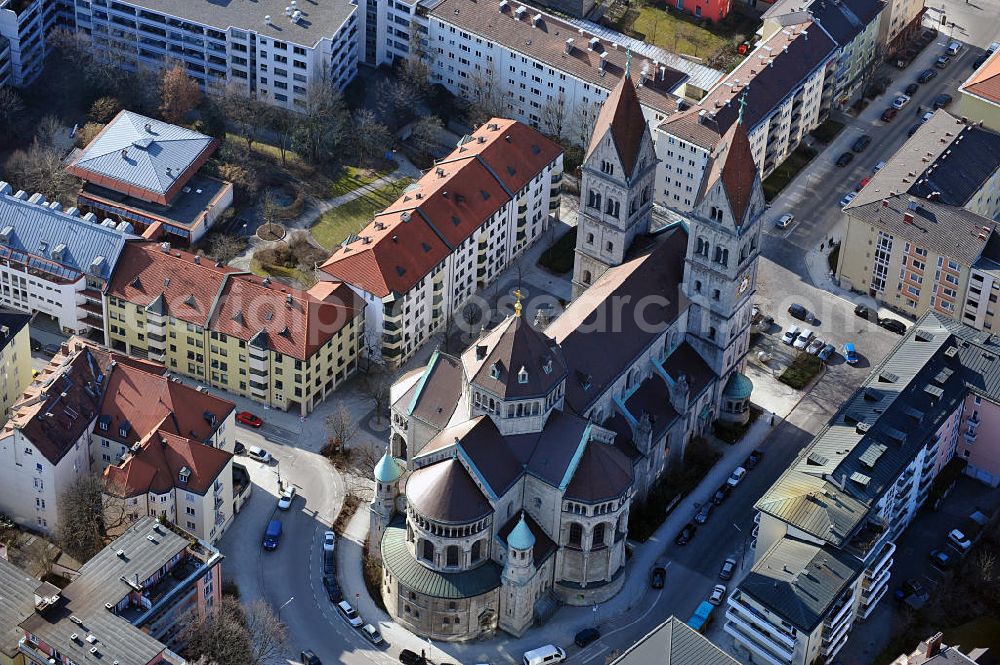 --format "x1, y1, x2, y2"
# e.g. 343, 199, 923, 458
336, 414, 781, 664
